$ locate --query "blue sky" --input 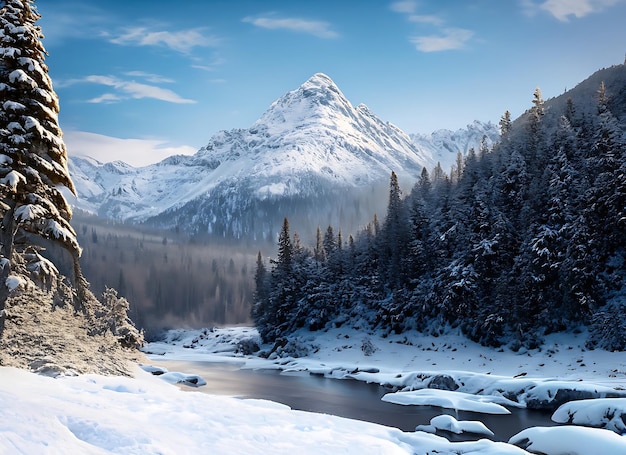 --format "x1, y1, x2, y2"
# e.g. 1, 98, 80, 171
37, 0, 626, 166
